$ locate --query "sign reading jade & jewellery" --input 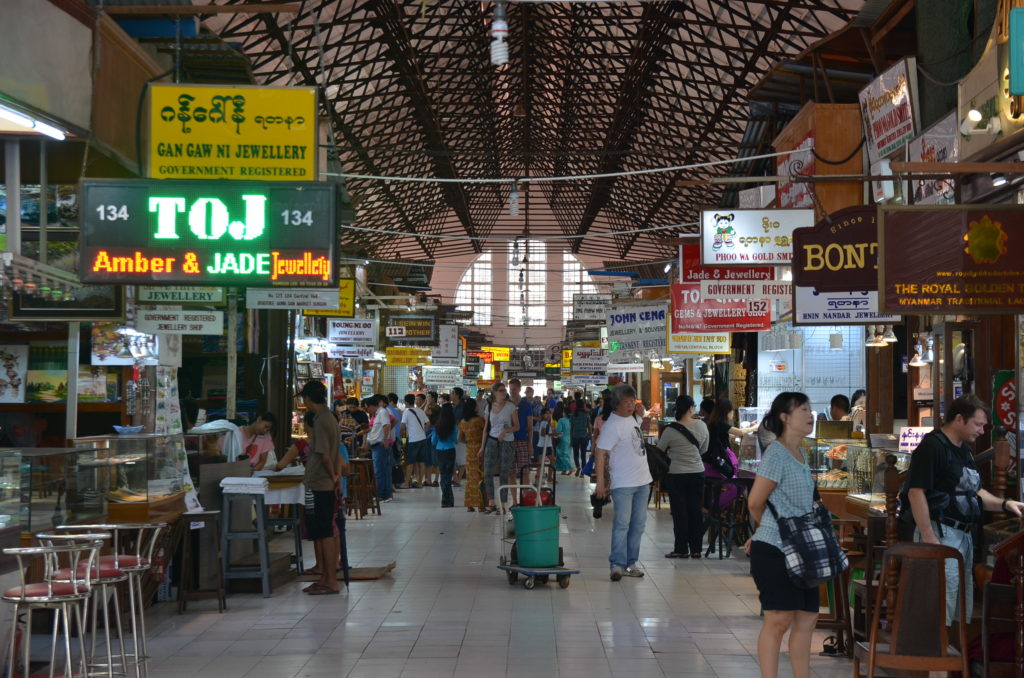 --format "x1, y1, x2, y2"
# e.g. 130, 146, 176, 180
792, 206, 880, 292
700, 209, 812, 265
80, 180, 335, 286
879, 205, 1024, 313
148, 83, 317, 180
